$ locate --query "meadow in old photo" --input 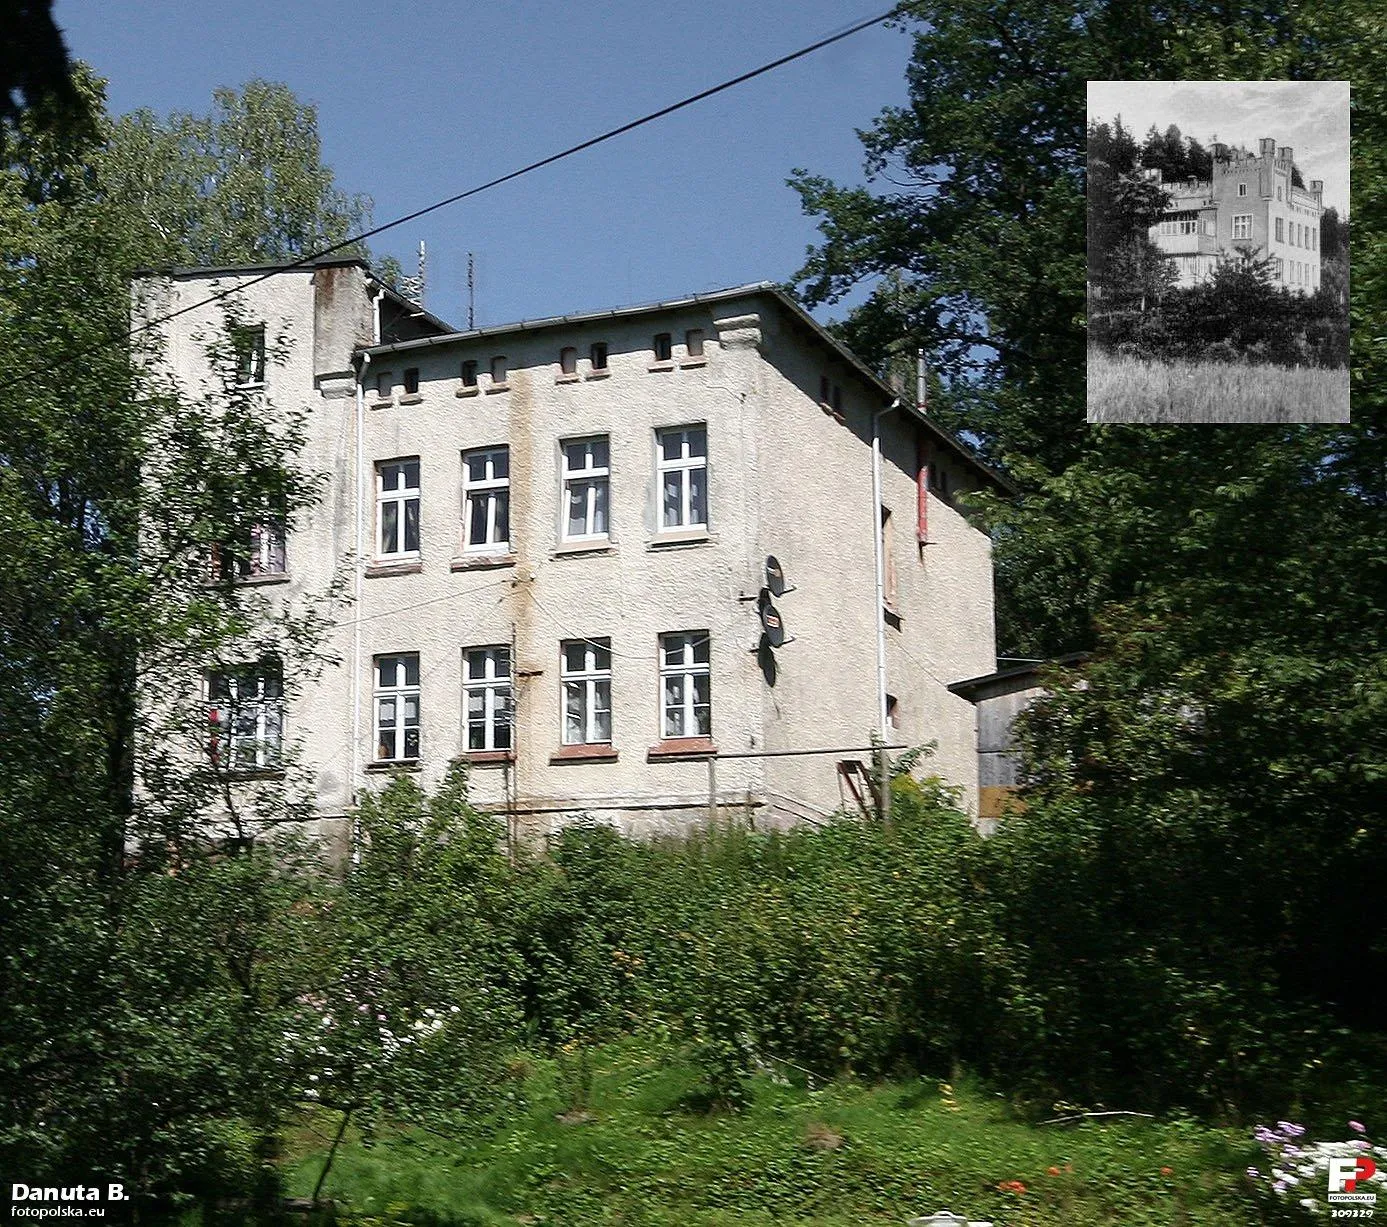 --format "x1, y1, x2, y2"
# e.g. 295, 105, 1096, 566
1087, 80, 1349, 423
